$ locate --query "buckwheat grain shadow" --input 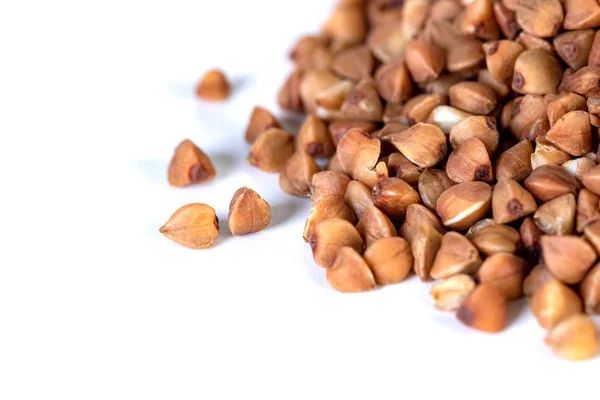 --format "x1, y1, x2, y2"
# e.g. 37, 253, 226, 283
210, 152, 237, 180
168, 81, 194, 100
230, 76, 251, 94
507, 298, 528, 327
269, 198, 308, 228
214, 212, 233, 246
279, 113, 305, 134
135, 159, 167, 186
